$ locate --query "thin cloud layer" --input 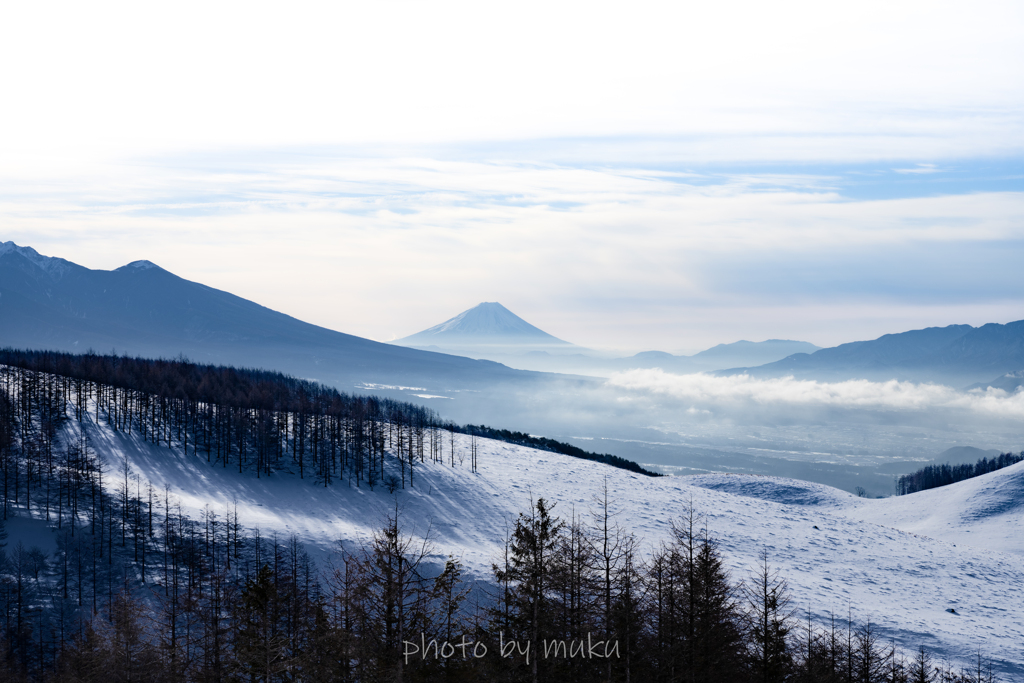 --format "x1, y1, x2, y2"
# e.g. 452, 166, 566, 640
3, 153, 1023, 350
